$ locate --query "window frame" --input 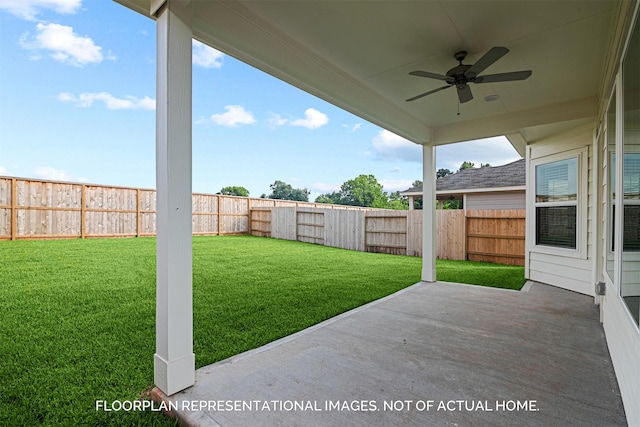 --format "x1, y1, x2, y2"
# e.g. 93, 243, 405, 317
530, 147, 588, 259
